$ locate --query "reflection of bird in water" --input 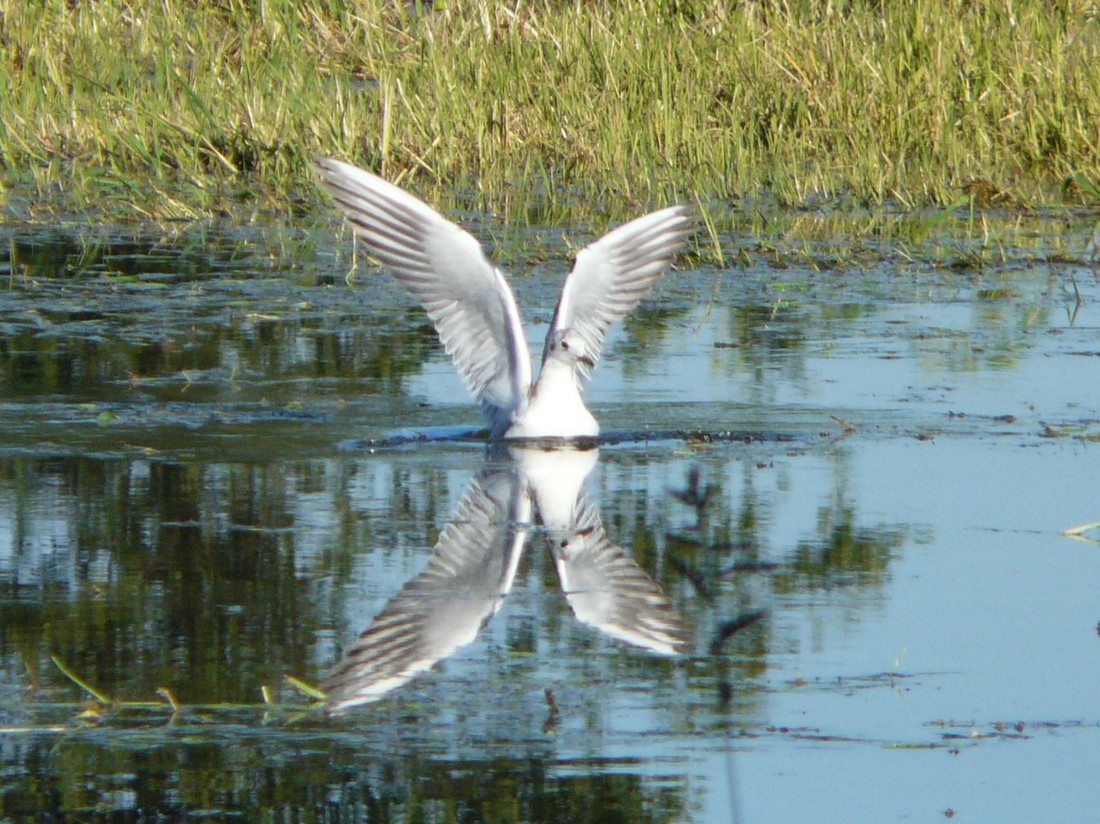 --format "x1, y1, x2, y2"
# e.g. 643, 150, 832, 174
323, 466, 530, 710
517, 446, 692, 656
315, 157, 693, 439
322, 447, 690, 710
